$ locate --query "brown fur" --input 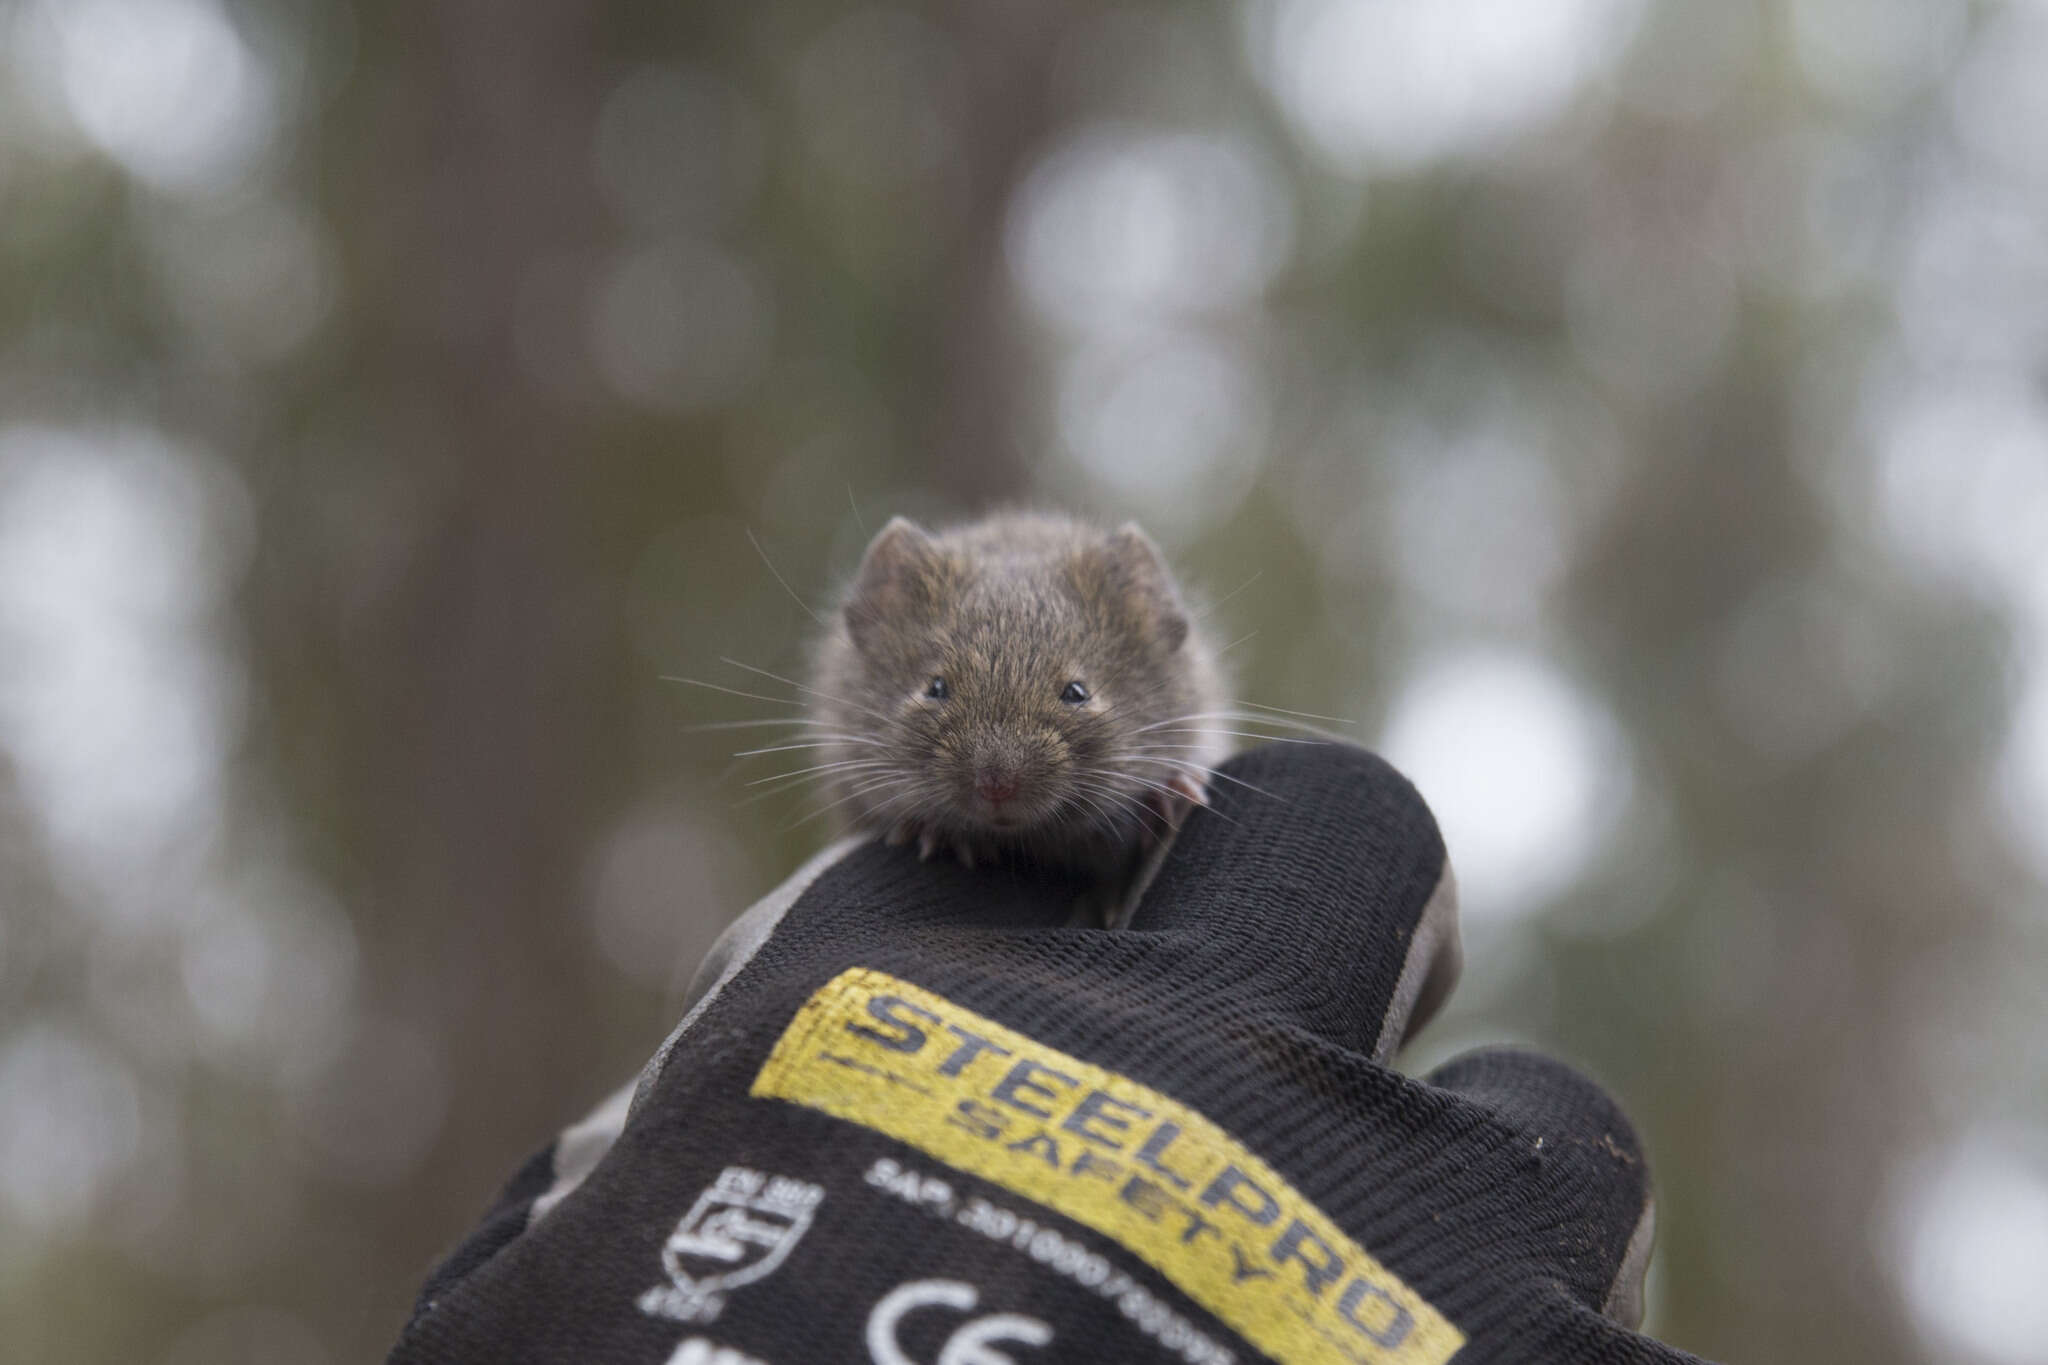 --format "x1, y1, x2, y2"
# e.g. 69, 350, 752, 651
809, 511, 1228, 878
